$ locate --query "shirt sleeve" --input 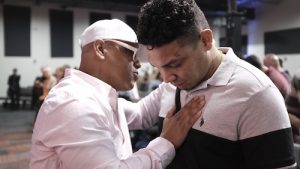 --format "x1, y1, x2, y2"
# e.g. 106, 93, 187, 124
34, 100, 175, 169
120, 83, 165, 130
238, 86, 295, 168
123, 137, 175, 169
